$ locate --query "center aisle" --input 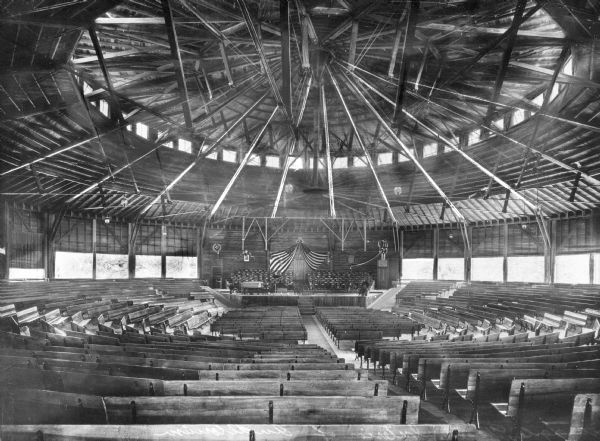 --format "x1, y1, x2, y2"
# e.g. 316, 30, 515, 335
302, 315, 359, 368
